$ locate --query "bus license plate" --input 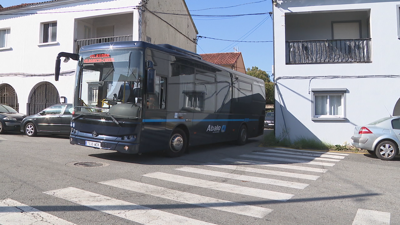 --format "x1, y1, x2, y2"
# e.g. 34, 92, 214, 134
86, 141, 101, 148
